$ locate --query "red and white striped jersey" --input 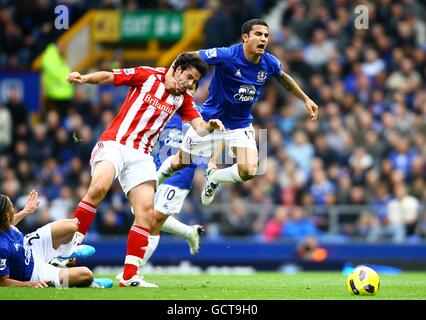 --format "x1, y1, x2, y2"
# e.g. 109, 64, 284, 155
99, 66, 201, 154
